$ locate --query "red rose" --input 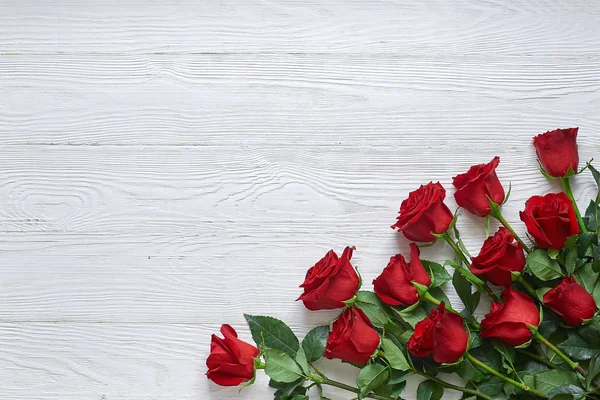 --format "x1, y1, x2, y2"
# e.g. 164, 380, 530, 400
373, 243, 432, 306
480, 286, 540, 346
471, 227, 526, 286
534, 128, 579, 177
407, 302, 469, 363
206, 324, 259, 386
519, 192, 579, 250
391, 182, 454, 242
298, 246, 359, 310
452, 156, 505, 217
543, 276, 597, 326
324, 307, 380, 364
